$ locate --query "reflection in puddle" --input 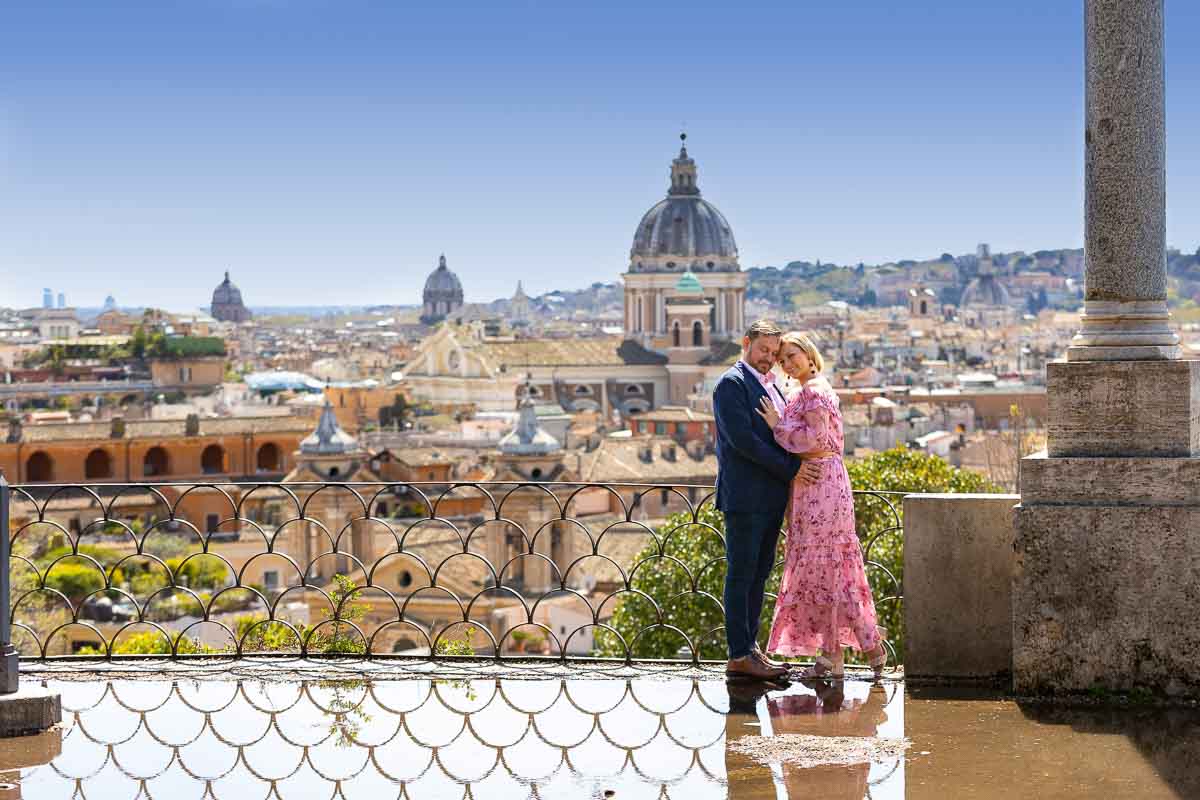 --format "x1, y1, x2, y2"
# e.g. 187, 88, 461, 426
13, 672, 1200, 799
725, 679, 904, 800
